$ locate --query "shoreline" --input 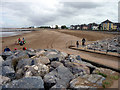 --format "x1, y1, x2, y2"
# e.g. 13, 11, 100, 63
1, 31, 32, 38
